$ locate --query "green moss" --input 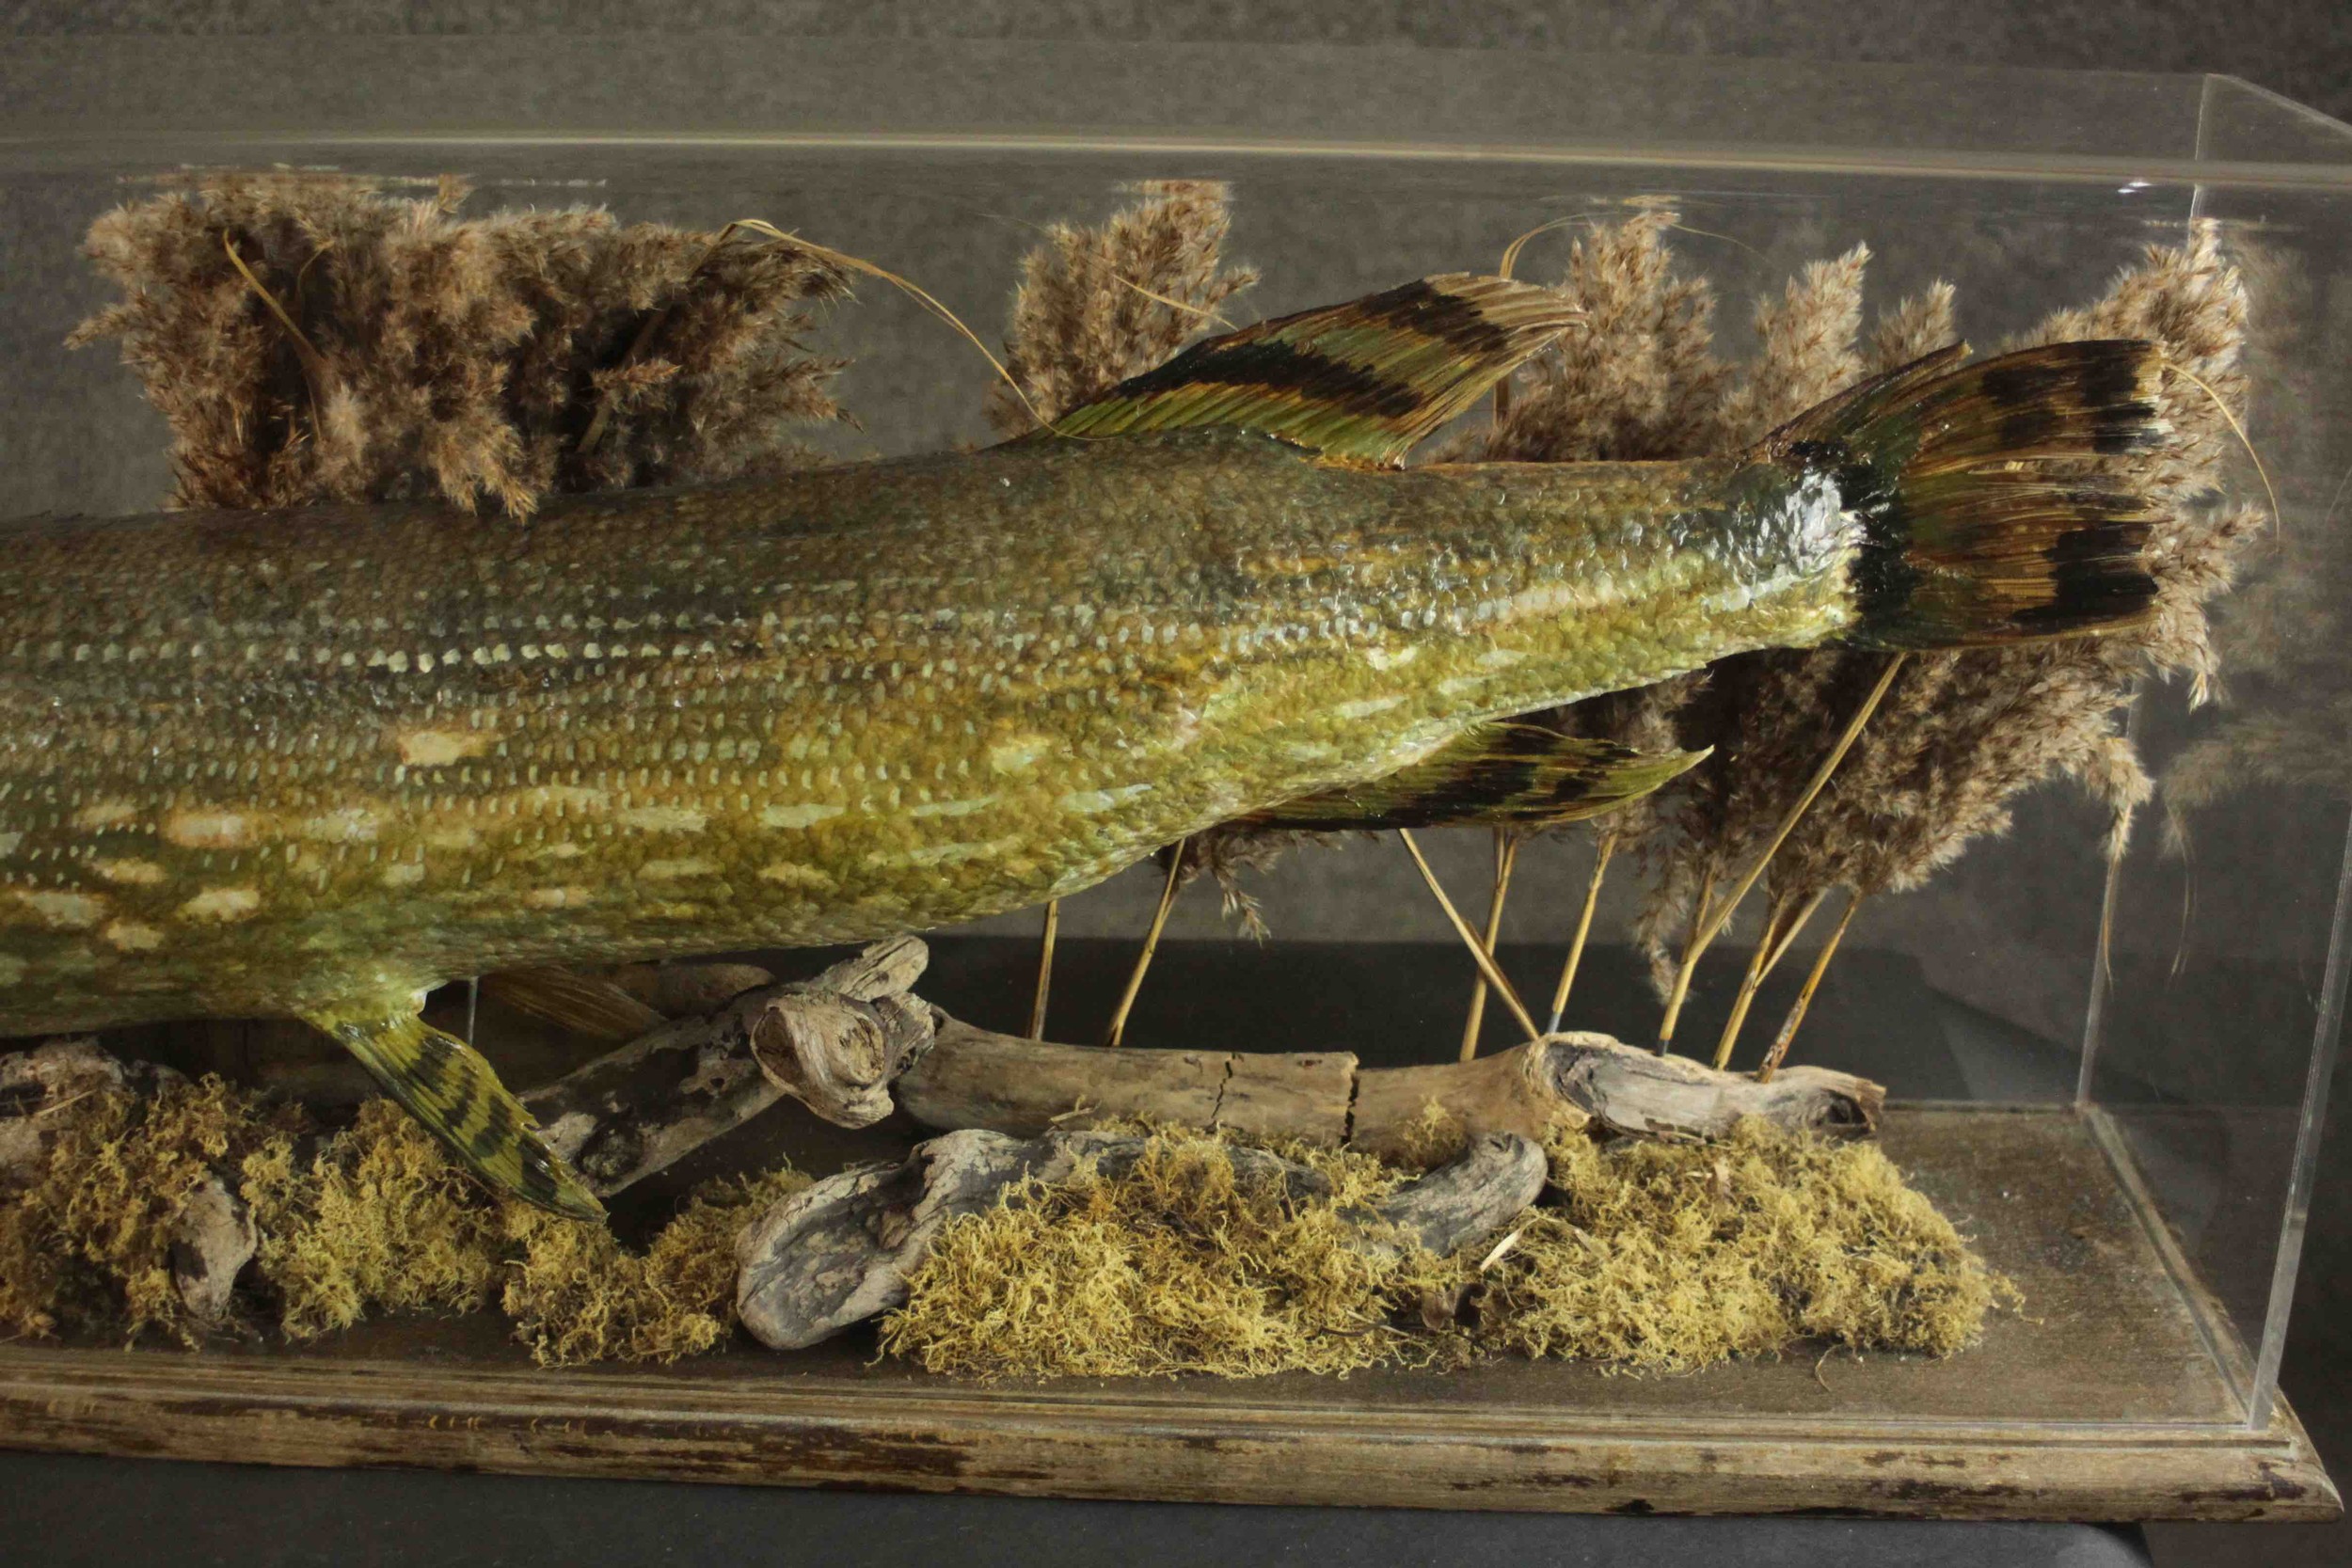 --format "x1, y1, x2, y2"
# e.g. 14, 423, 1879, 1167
0, 1077, 299, 1345
882, 1120, 2013, 1381
879, 1130, 1475, 1381
1478, 1119, 2016, 1370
